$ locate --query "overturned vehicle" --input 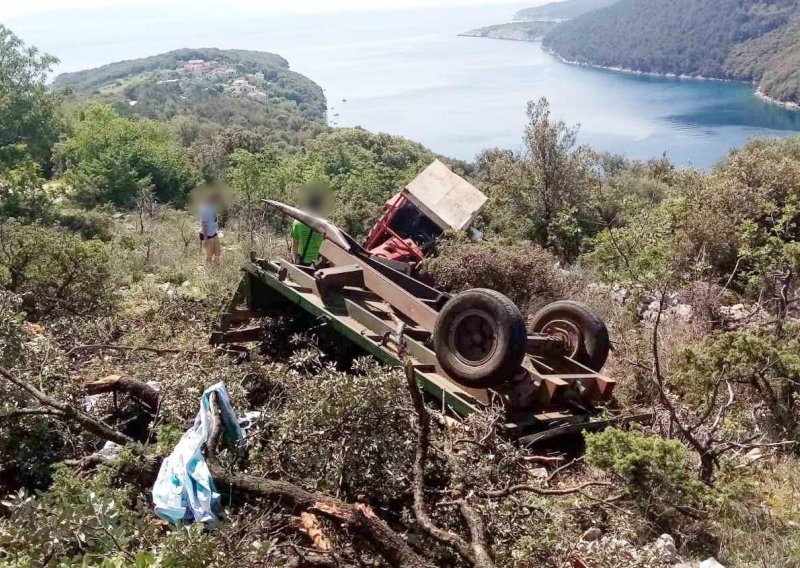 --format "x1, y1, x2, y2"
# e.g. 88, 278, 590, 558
213, 161, 637, 444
